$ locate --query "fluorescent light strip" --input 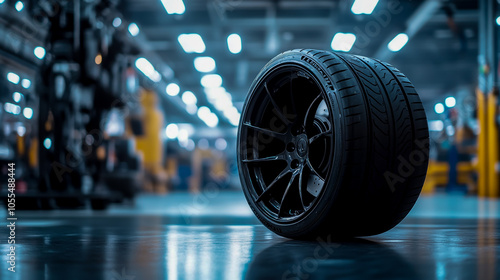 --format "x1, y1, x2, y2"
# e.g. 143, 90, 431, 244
388, 33, 409, 52
21, 78, 31, 89
178, 34, 205, 53
165, 123, 179, 139
203, 87, 240, 126
227, 34, 242, 54
34, 46, 46, 60
181, 91, 197, 105
15, 1, 23, 12
113, 17, 122, 28
351, 0, 379, 15
7, 72, 20, 84
331, 33, 356, 52
23, 107, 33, 119
197, 106, 219, 127
445, 97, 456, 108
434, 103, 445, 114
4, 103, 21, 115
135, 58, 161, 82
13, 92, 22, 103
194, 57, 216, 73
166, 83, 180, 96
160, 0, 185, 15
128, 23, 140, 37
200, 74, 222, 88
